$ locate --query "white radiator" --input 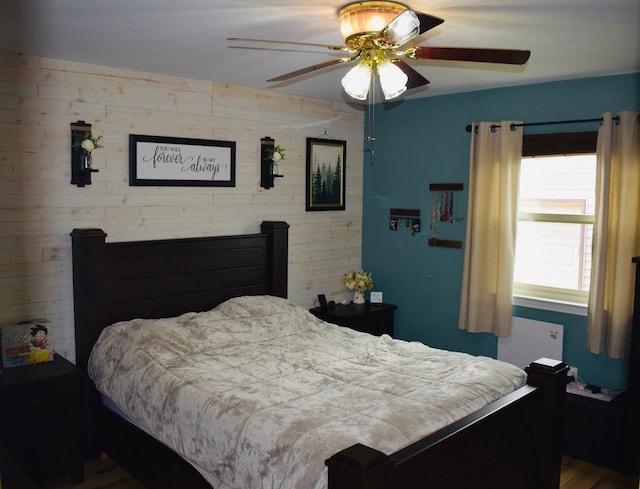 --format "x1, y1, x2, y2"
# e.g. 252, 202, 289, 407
497, 317, 564, 369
